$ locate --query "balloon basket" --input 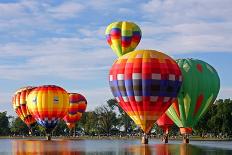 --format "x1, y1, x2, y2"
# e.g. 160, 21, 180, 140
46, 134, 51, 141
162, 134, 168, 144
180, 128, 192, 144
141, 134, 148, 144
182, 135, 189, 144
